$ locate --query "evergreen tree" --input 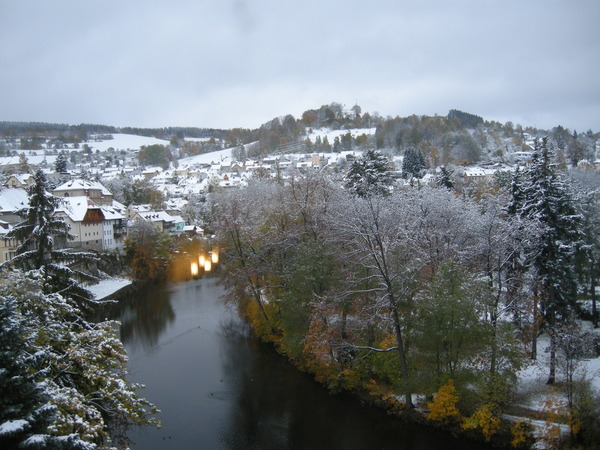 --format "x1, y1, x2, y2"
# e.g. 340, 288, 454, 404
54, 152, 68, 173
5, 169, 97, 305
0, 298, 58, 449
435, 165, 454, 190
1, 270, 158, 448
333, 136, 341, 153
344, 149, 392, 197
511, 138, 581, 383
402, 147, 428, 179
